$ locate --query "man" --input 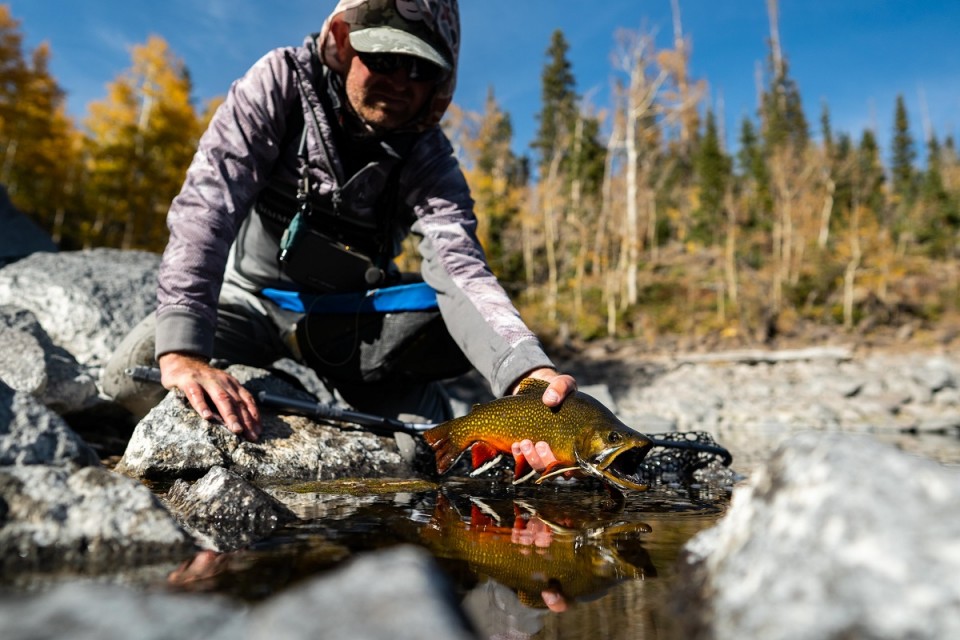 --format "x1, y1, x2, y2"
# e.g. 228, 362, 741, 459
103, 0, 573, 474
